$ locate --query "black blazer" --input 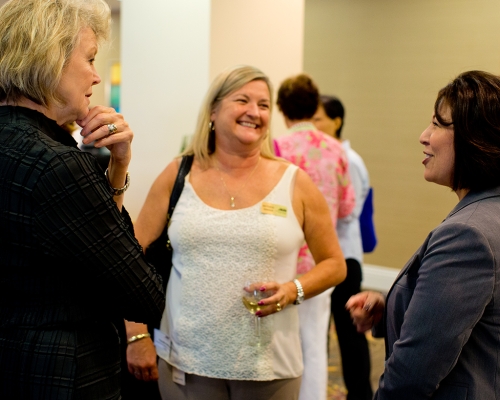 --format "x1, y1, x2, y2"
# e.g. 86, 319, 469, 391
0, 106, 165, 399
